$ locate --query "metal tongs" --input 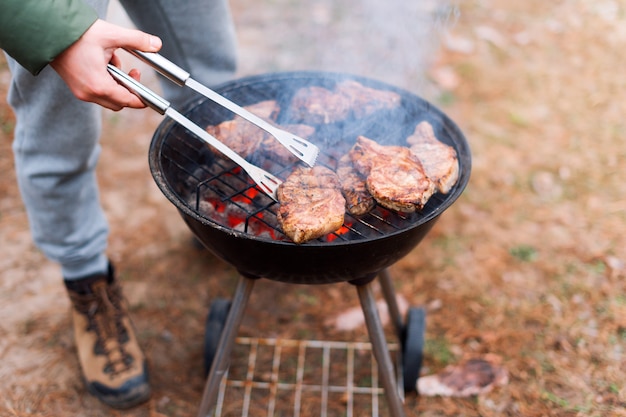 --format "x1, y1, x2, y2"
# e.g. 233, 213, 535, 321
107, 64, 283, 201
126, 49, 319, 167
